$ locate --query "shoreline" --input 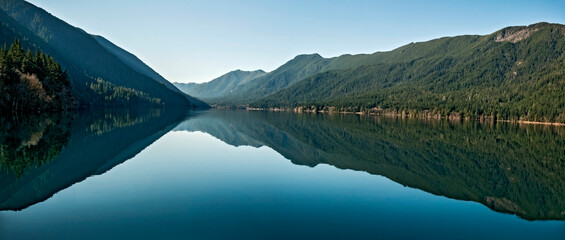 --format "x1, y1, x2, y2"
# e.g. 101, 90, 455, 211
497, 120, 565, 126
244, 107, 565, 127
